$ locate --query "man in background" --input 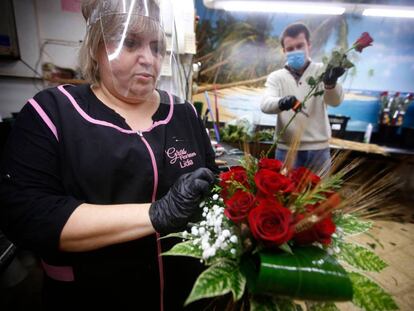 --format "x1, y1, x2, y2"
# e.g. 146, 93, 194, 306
261, 22, 344, 173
